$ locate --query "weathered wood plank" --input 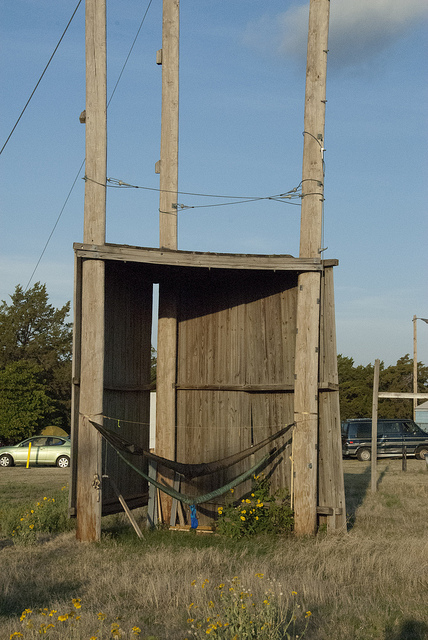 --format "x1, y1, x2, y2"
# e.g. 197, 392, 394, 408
318, 267, 346, 531
73, 242, 337, 272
